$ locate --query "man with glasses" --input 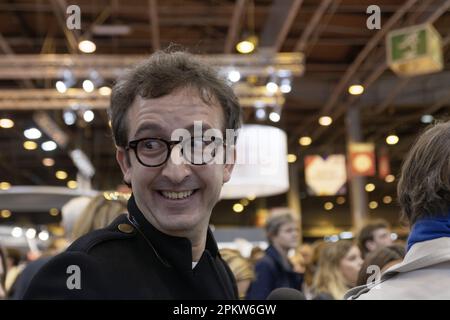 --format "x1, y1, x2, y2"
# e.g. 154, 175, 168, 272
23, 49, 241, 299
